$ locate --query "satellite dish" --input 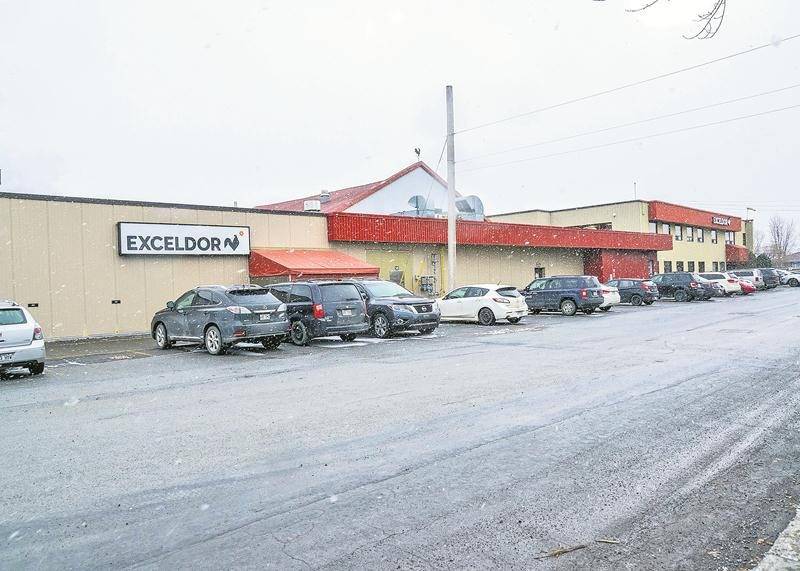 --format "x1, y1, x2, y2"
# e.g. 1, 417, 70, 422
455, 195, 485, 218
408, 195, 427, 211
